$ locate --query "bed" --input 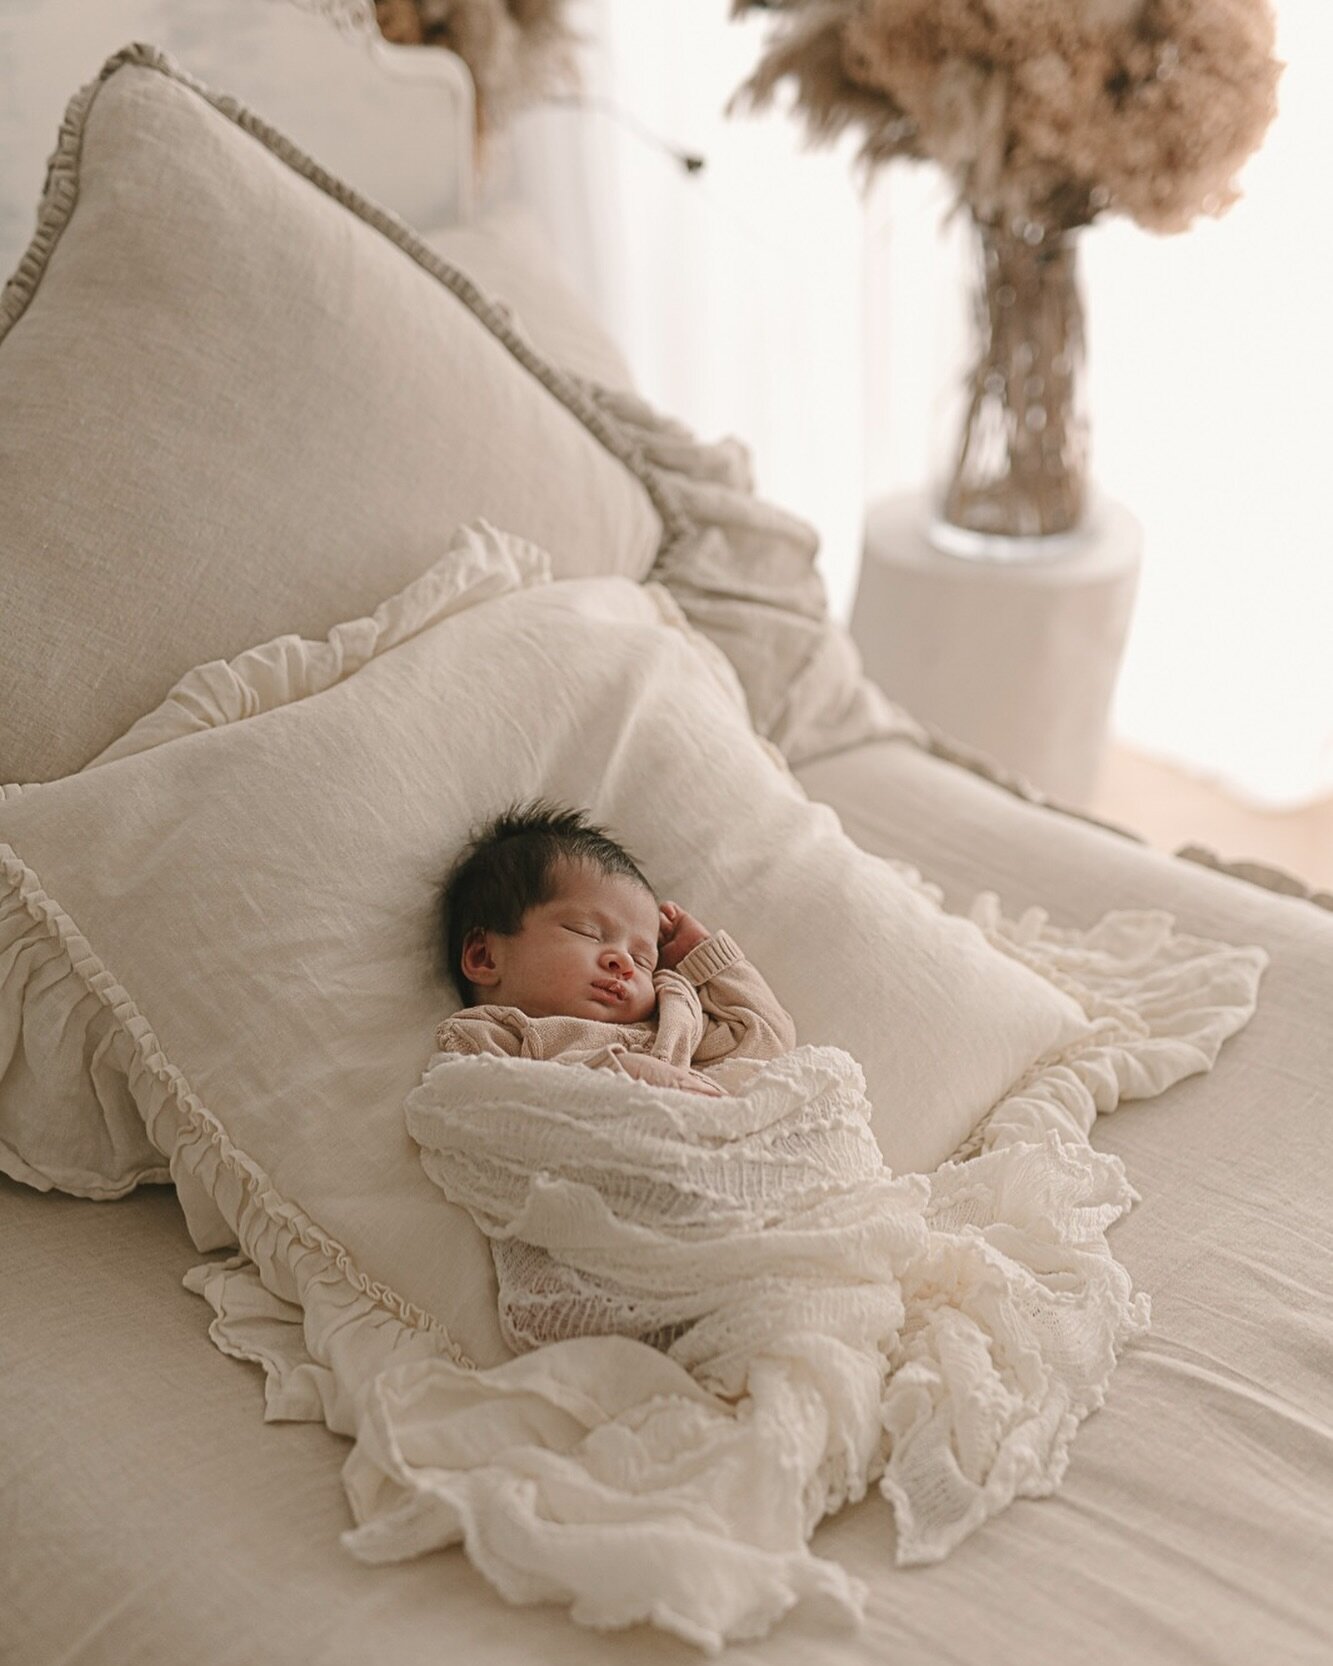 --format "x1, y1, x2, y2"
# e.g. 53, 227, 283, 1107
1, 6, 1330, 1663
